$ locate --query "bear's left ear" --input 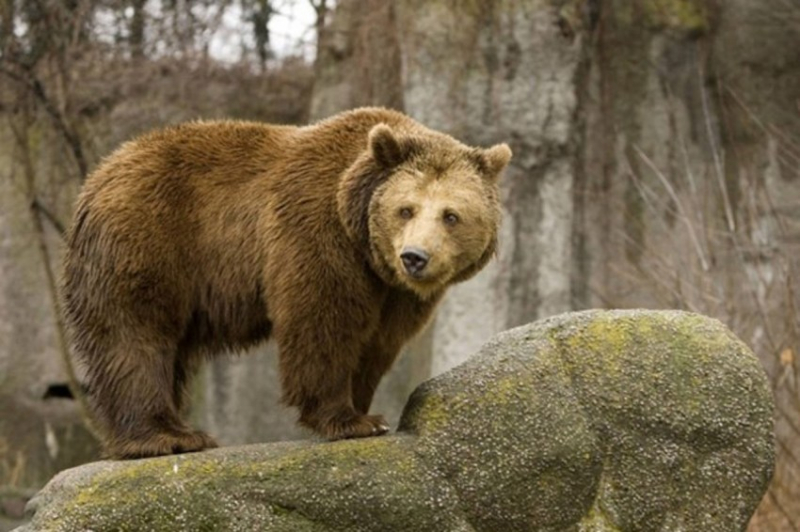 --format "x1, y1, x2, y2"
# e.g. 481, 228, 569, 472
473, 144, 512, 180
369, 124, 406, 168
